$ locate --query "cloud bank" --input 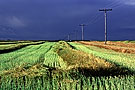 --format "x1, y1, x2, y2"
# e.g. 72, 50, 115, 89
6, 16, 26, 28
122, 0, 135, 5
